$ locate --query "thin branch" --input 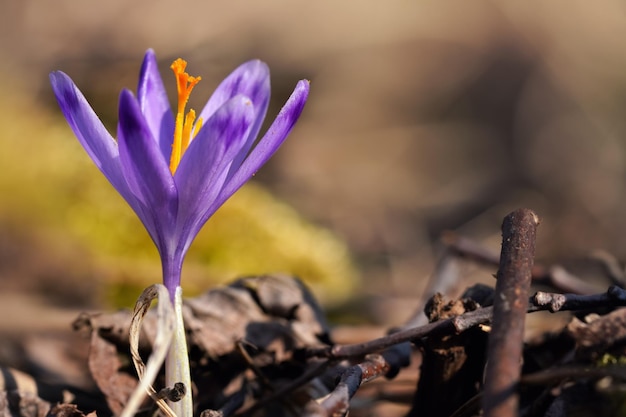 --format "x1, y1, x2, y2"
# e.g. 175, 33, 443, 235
442, 232, 598, 294
540, 265, 599, 295
529, 285, 626, 313
441, 231, 501, 267
302, 354, 391, 417
521, 364, 626, 386
306, 285, 626, 363
589, 249, 626, 288
447, 363, 626, 417
305, 307, 494, 360
482, 209, 539, 417
235, 360, 332, 416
